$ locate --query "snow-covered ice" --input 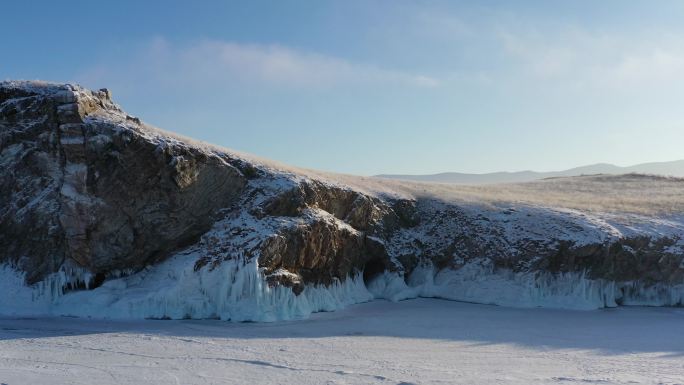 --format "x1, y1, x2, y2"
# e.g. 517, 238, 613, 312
1, 299, 683, 385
